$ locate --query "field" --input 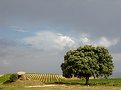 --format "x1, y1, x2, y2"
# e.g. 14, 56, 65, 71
0, 73, 121, 90
0, 74, 3, 77
1, 85, 121, 90
25, 73, 64, 83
